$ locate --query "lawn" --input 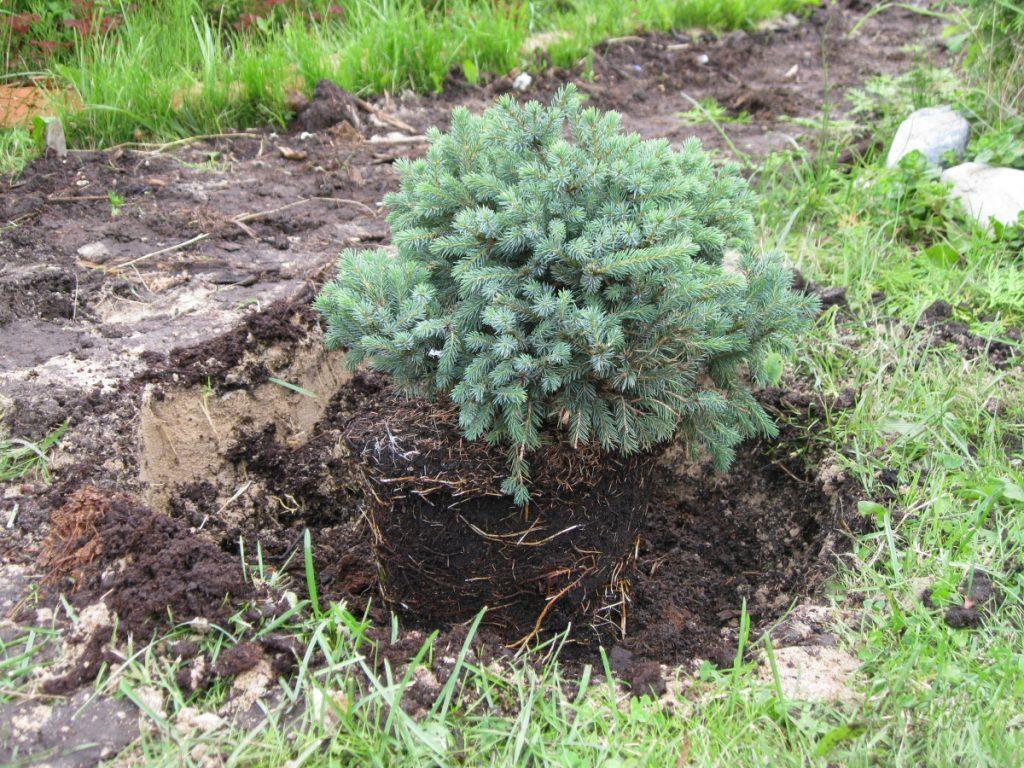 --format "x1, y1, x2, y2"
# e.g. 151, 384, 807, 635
1, 0, 1023, 766
1, 0, 812, 174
